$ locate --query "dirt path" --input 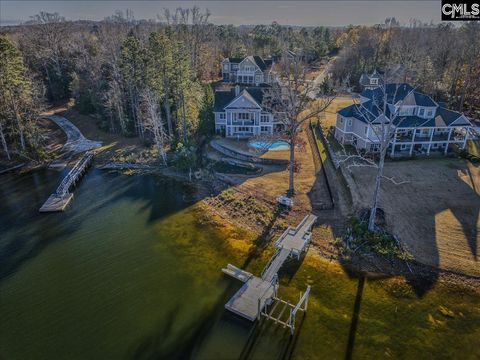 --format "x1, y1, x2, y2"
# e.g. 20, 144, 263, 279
48, 114, 102, 154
